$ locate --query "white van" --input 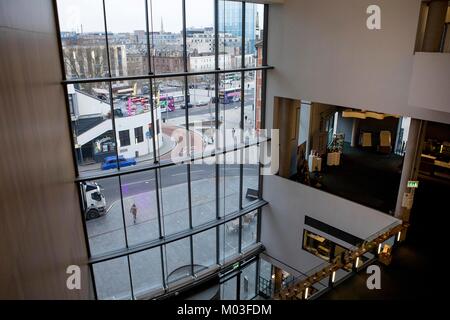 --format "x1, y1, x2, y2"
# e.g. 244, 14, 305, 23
81, 182, 107, 220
